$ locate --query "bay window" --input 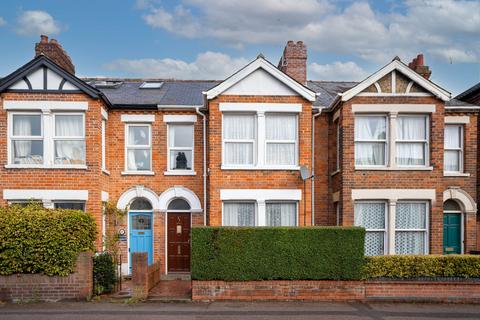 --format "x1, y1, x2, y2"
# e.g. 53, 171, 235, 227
11, 114, 43, 165
223, 114, 255, 166
354, 202, 387, 256
54, 114, 85, 165
396, 115, 428, 166
265, 114, 297, 165
126, 124, 151, 171
444, 125, 463, 173
354, 115, 387, 166
168, 124, 194, 171
223, 202, 256, 226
